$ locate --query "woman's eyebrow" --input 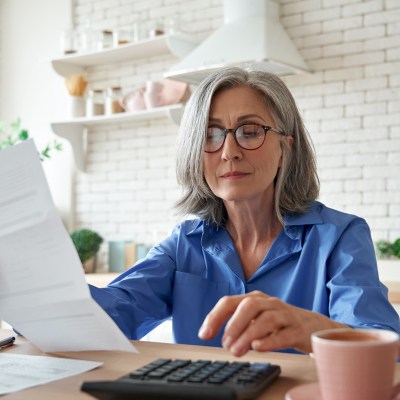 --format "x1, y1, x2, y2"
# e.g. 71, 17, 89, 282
237, 114, 264, 121
208, 117, 222, 123
208, 114, 264, 123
